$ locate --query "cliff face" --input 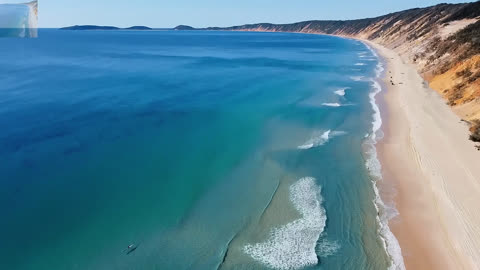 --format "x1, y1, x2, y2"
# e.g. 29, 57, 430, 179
201, 2, 480, 125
